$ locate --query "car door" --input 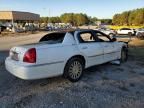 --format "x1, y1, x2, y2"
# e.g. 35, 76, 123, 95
77, 31, 104, 67
94, 31, 118, 62
121, 28, 130, 34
